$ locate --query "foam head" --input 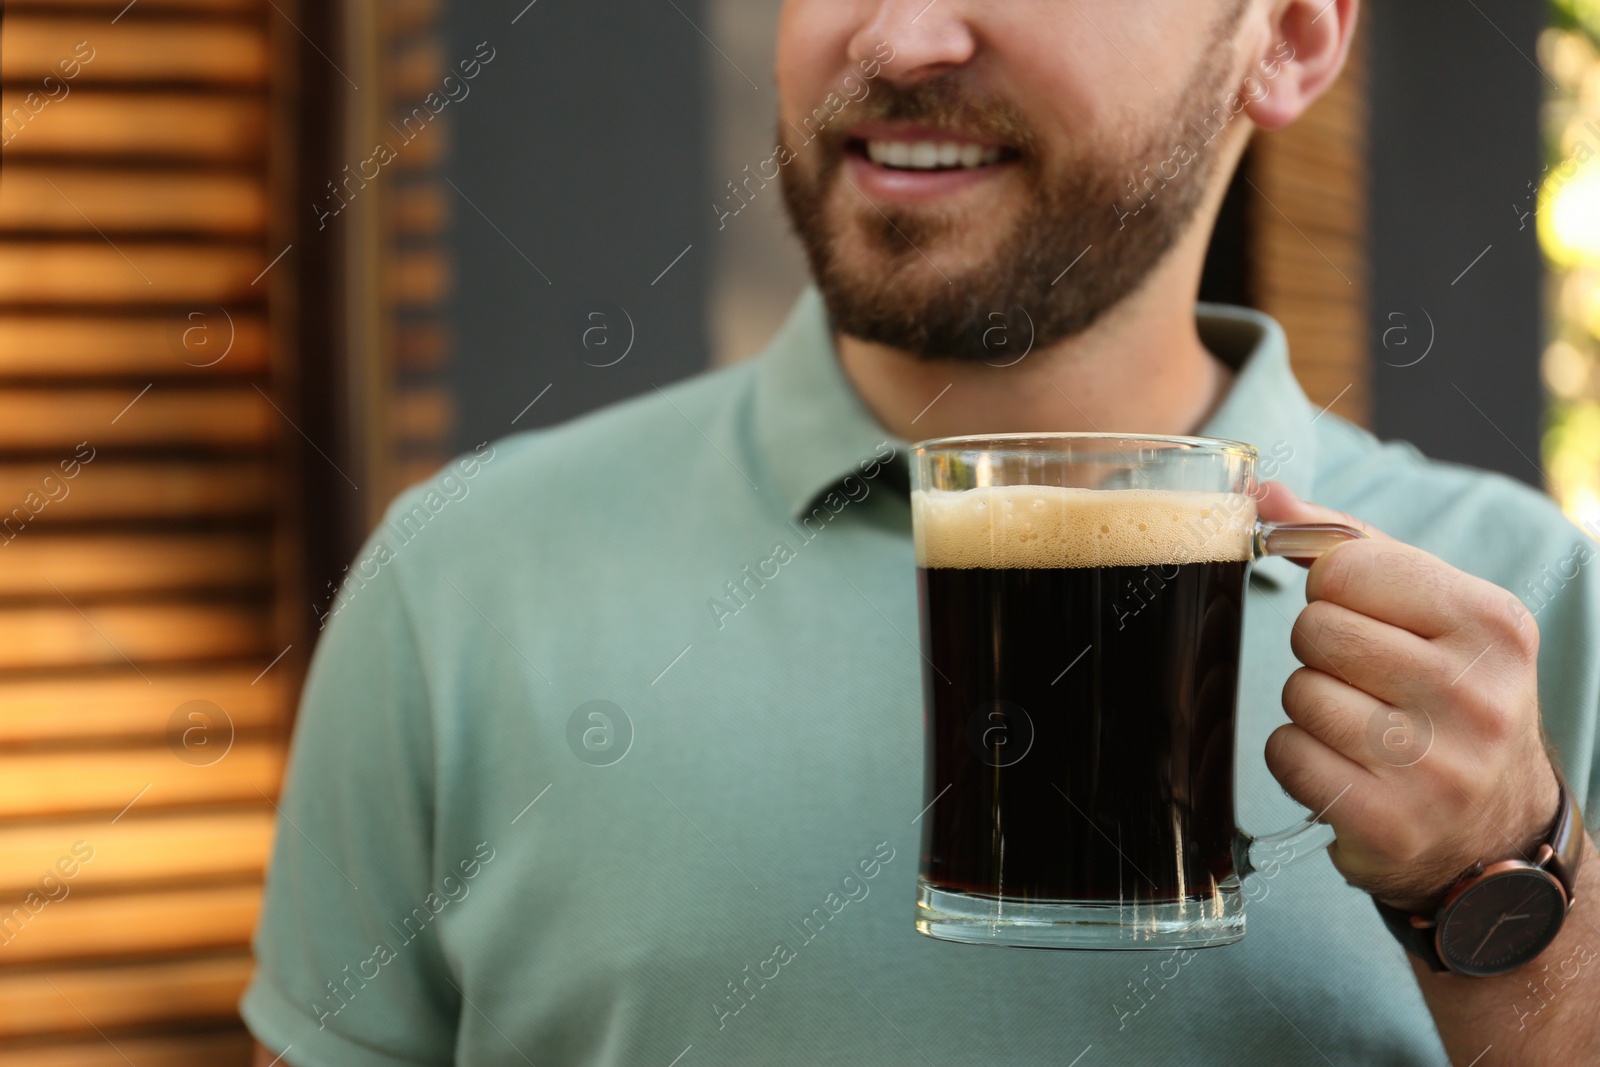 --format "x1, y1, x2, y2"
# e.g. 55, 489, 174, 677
912, 486, 1256, 569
